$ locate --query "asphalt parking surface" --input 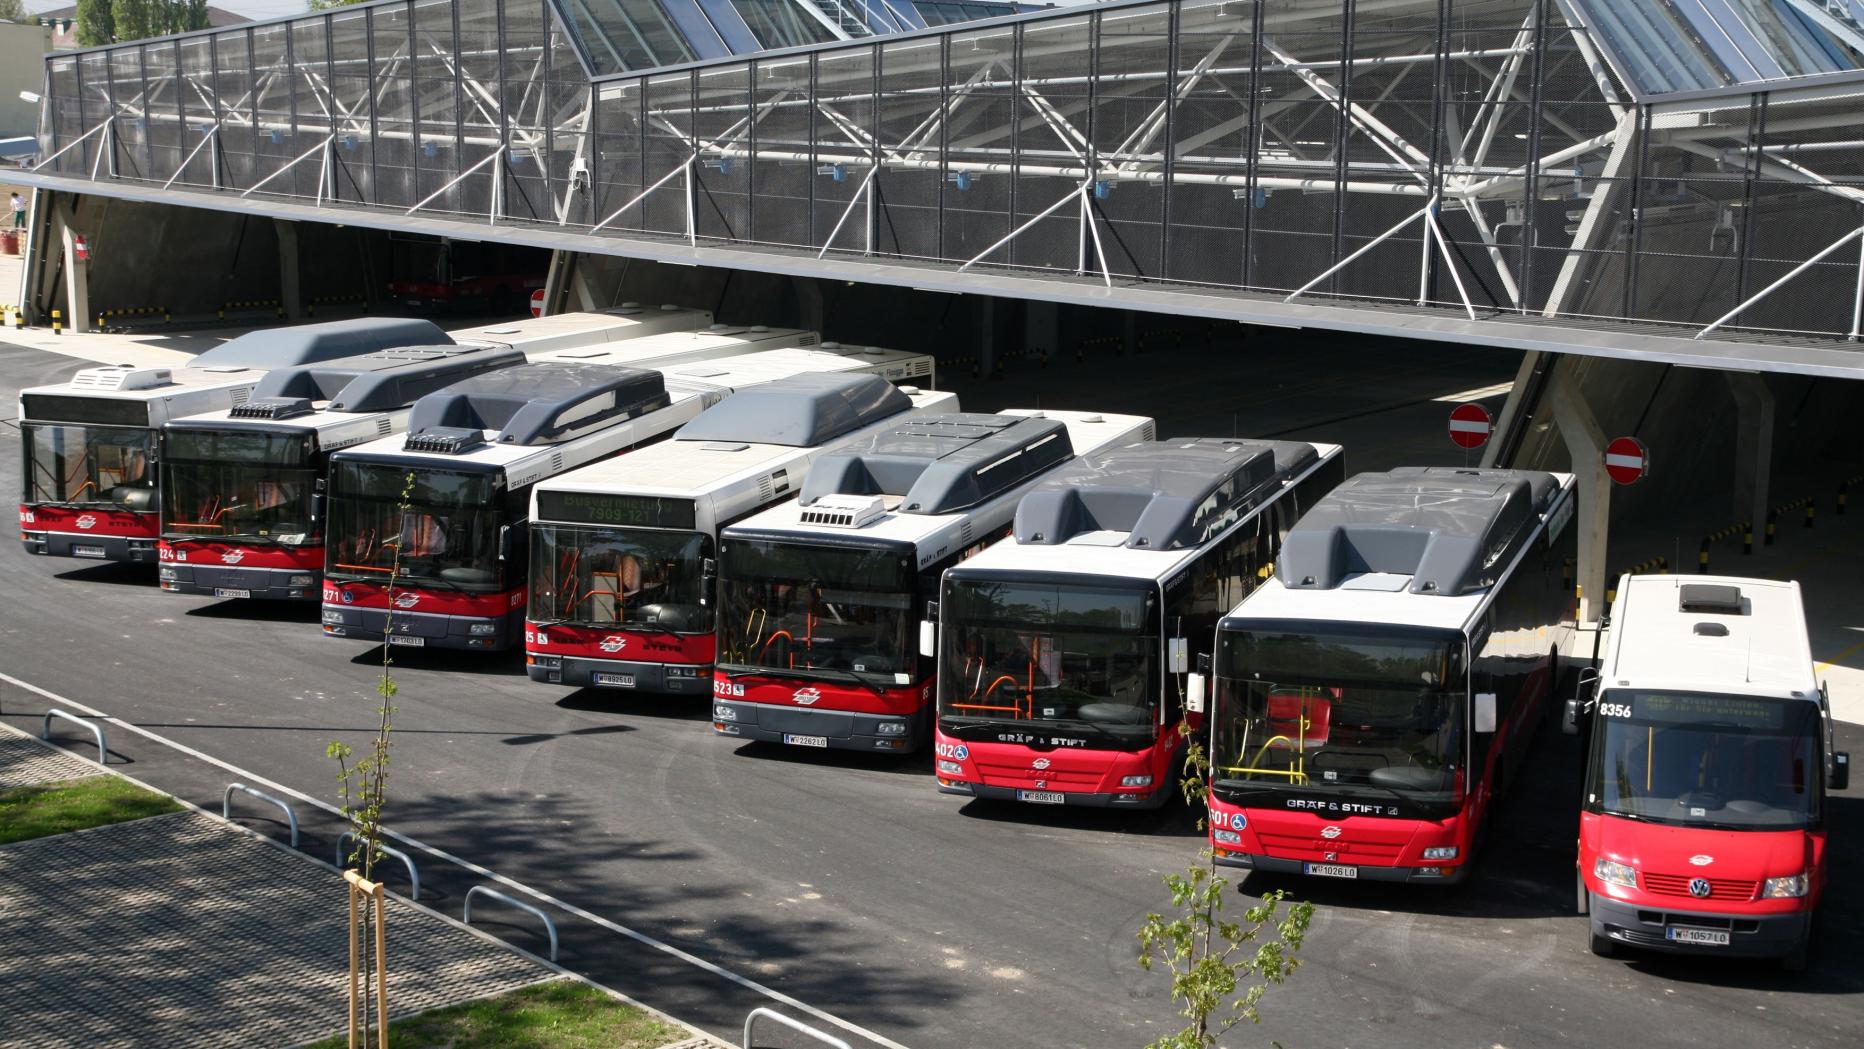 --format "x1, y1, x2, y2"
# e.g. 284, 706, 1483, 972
3, 336, 1859, 1049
